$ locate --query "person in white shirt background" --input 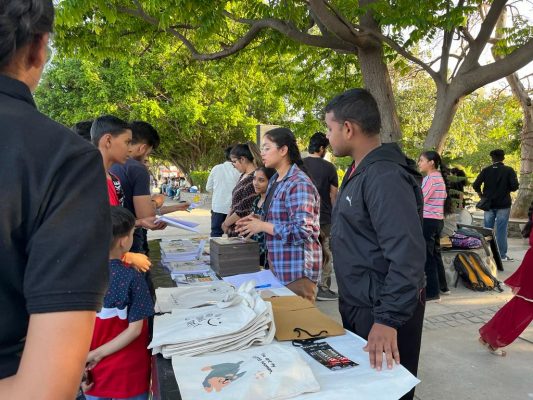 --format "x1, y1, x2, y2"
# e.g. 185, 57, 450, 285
206, 146, 241, 237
